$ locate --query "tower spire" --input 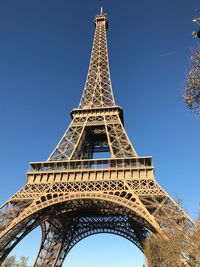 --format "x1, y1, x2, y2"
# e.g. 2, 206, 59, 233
79, 11, 115, 109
